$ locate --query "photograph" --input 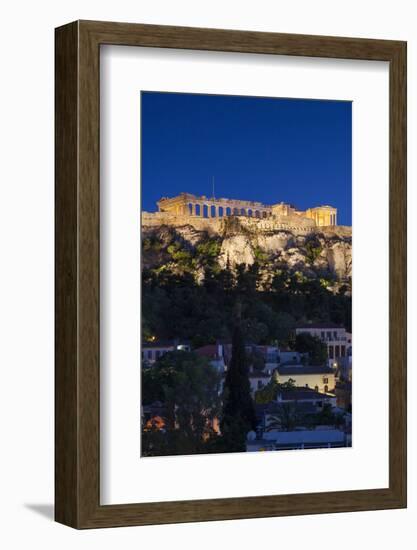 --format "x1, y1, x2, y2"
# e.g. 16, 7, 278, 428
0, 0, 409, 540
140, 91, 352, 457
